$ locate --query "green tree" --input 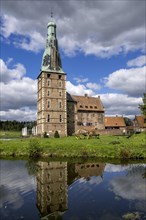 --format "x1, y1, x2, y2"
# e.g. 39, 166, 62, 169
139, 93, 146, 116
